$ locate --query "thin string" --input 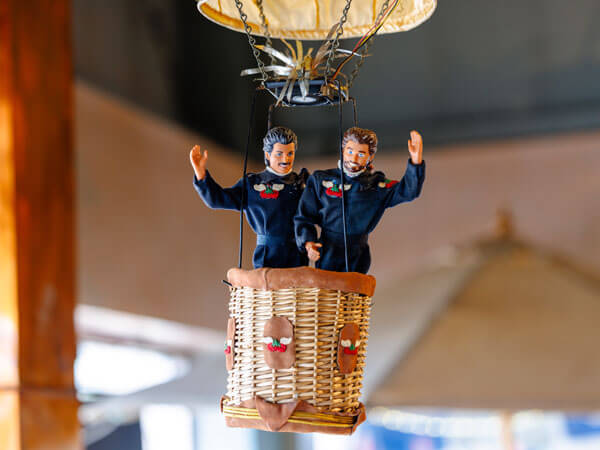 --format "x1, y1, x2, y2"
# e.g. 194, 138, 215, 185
336, 81, 349, 272
239, 90, 259, 268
